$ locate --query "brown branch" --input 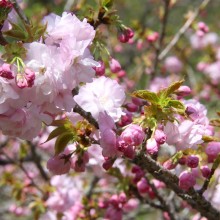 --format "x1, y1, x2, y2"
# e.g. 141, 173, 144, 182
146, 176, 178, 220
27, 141, 50, 181
158, 0, 211, 60
133, 152, 220, 220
